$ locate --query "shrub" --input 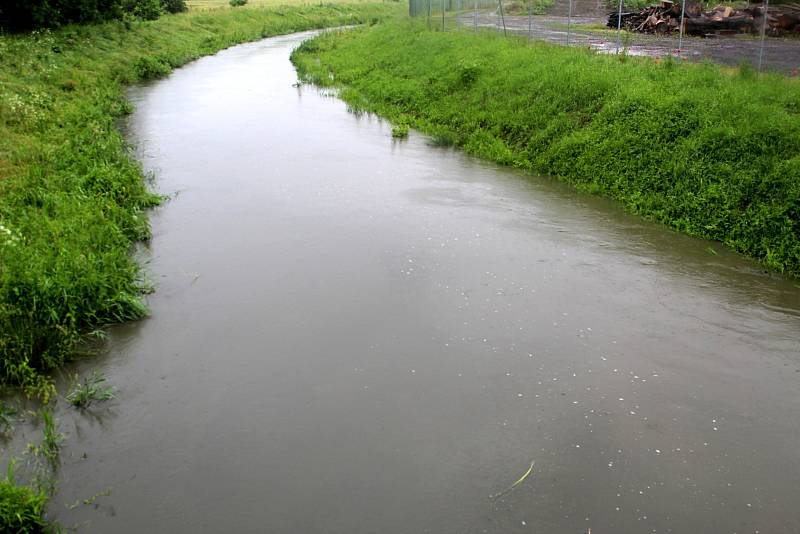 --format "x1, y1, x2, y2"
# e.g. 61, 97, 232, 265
391, 123, 409, 138
125, 0, 163, 20
230, 0, 248, 6
0, 0, 175, 30
161, 0, 188, 13
0, 0, 123, 30
134, 55, 172, 79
